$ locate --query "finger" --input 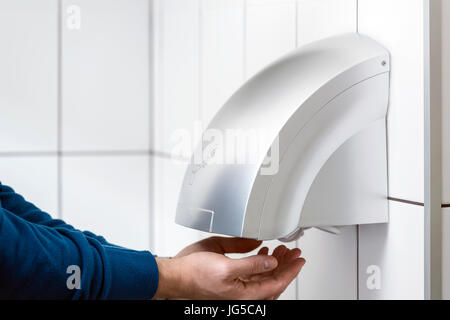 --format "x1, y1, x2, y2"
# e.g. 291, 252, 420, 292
272, 245, 287, 257
247, 258, 305, 300
250, 246, 287, 282
239, 248, 269, 281
226, 255, 278, 279
211, 237, 263, 254
247, 251, 304, 284
272, 245, 288, 262
285, 248, 302, 261
274, 258, 306, 285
